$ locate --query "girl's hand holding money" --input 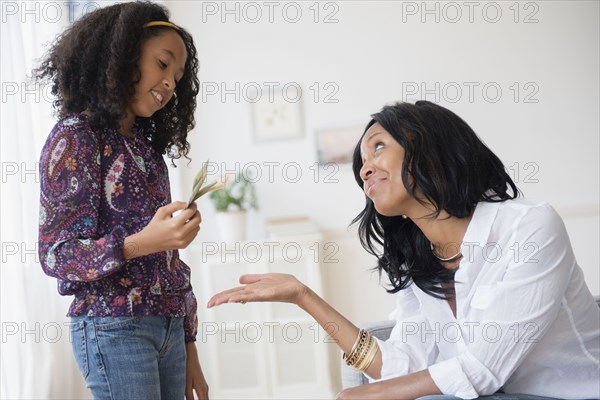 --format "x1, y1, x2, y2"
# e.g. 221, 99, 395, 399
124, 201, 201, 259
